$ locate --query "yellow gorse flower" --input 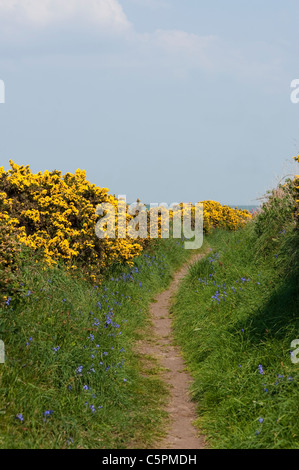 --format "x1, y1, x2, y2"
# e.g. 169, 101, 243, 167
0, 161, 144, 283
